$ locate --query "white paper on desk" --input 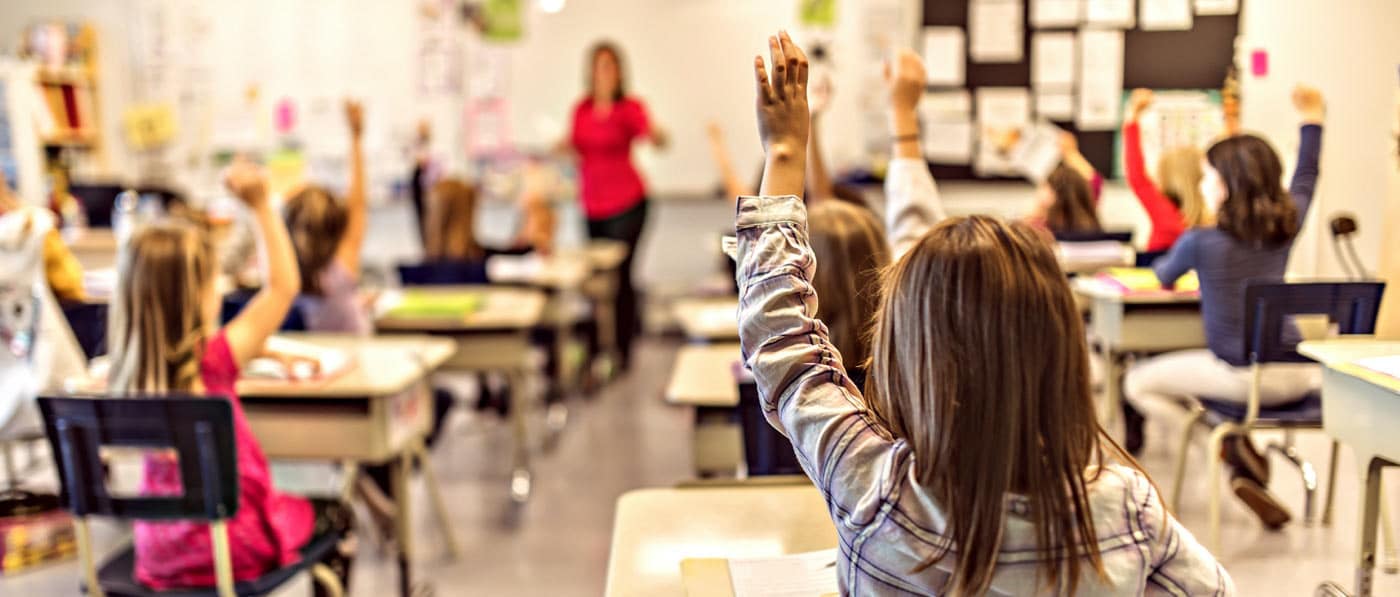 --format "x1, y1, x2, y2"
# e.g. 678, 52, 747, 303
1194, 0, 1238, 15
1357, 355, 1400, 382
1032, 32, 1077, 88
1076, 29, 1125, 131
1139, 0, 1192, 30
974, 87, 1031, 176
1085, 0, 1135, 28
921, 27, 965, 87
245, 337, 351, 382
1031, 0, 1083, 28
969, 0, 1024, 63
728, 548, 839, 597
1036, 89, 1076, 119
